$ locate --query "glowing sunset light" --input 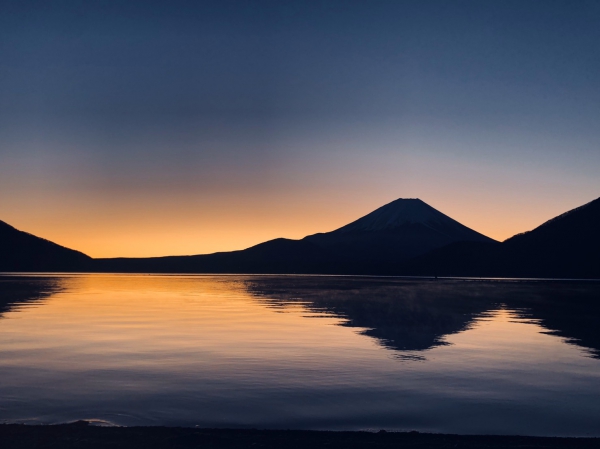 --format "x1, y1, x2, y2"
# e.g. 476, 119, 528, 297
1, 1, 598, 258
